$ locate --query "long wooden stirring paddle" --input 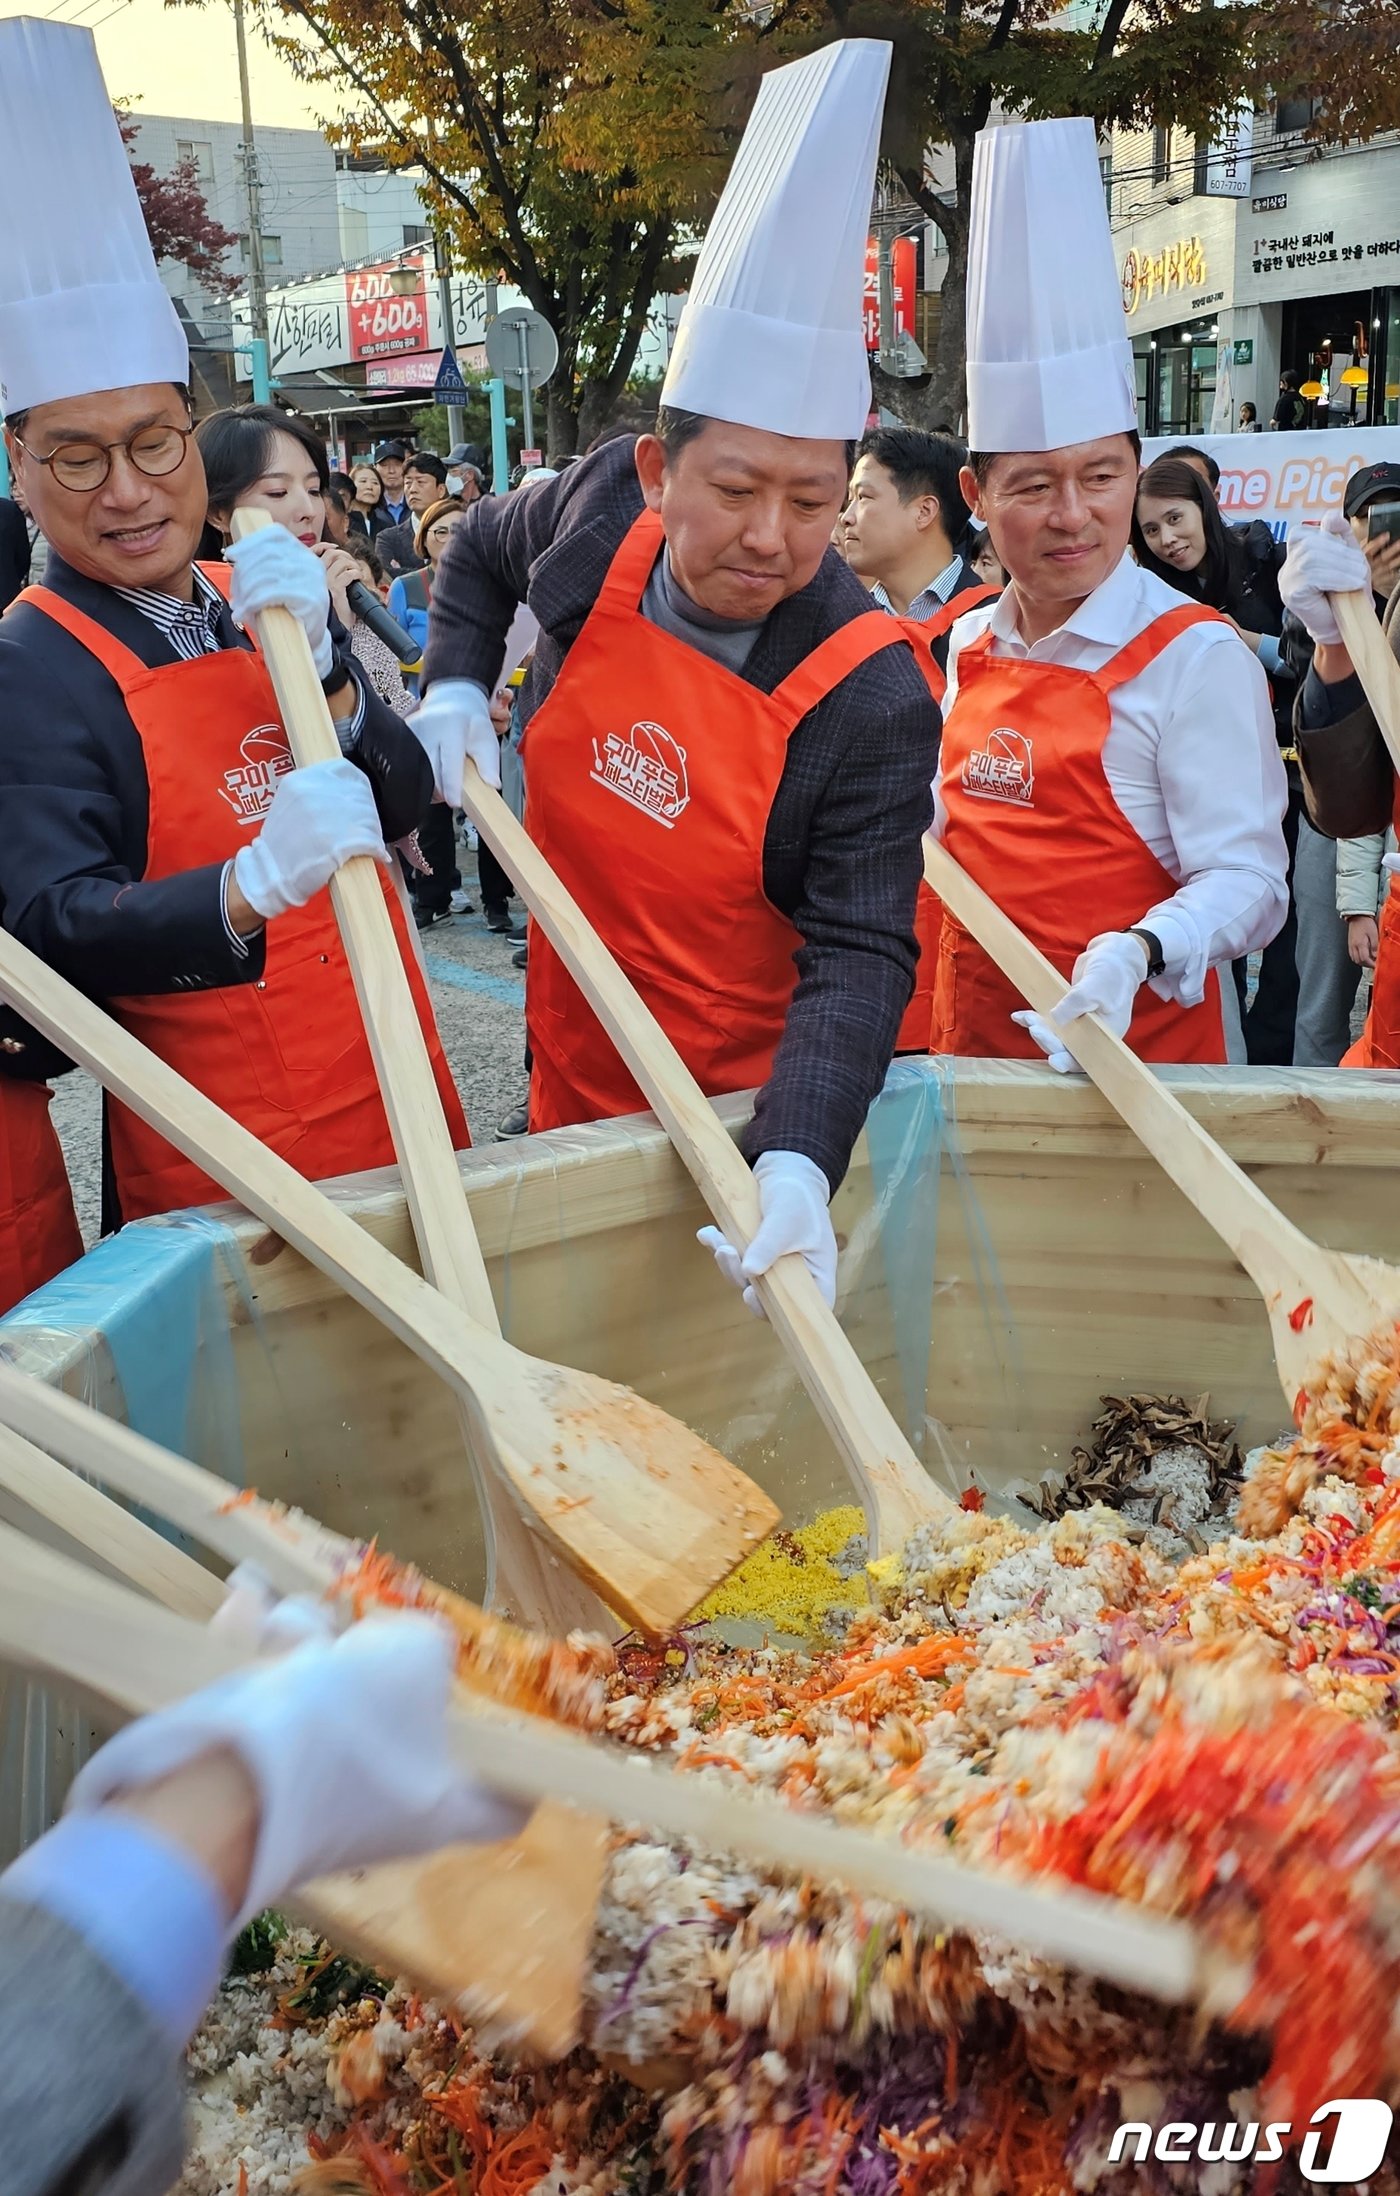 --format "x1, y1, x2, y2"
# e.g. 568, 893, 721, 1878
0, 923, 778, 1636
1329, 583, 1400, 770
458, 762, 953, 1553
0, 1360, 606, 1706
0, 1417, 223, 1618
231, 508, 604, 1636
0, 1519, 1229, 2017
922, 837, 1400, 1409
0, 1516, 603, 2055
